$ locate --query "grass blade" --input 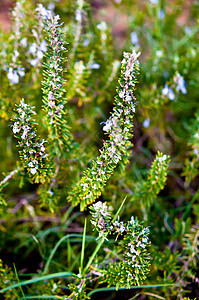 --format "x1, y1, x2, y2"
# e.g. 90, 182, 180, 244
0, 272, 75, 294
